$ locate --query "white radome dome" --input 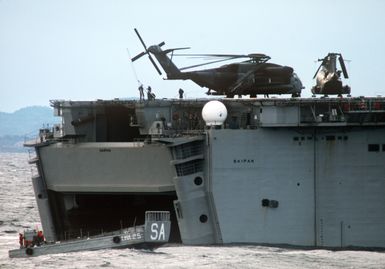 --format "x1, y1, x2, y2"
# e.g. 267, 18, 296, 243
201, 100, 228, 126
